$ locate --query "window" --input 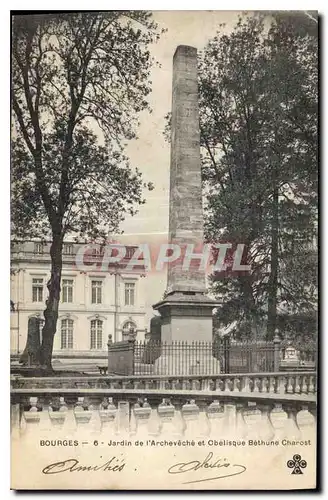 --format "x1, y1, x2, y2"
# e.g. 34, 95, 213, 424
91, 280, 102, 304
125, 246, 137, 259
123, 321, 136, 335
63, 244, 73, 255
90, 319, 103, 349
62, 279, 73, 303
125, 282, 135, 306
32, 278, 43, 302
92, 247, 104, 257
61, 318, 73, 349
34, 242, 44, 254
